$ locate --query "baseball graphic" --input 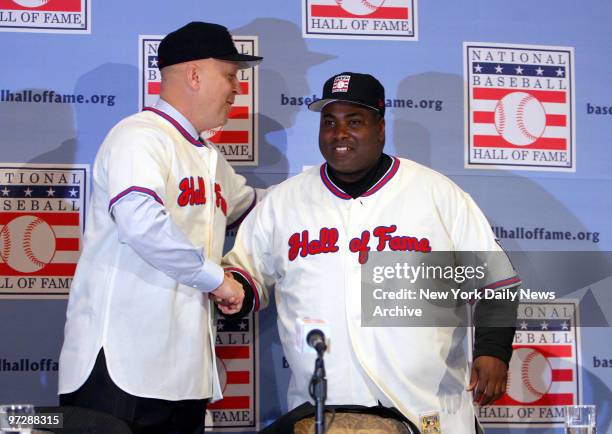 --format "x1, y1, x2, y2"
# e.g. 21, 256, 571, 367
506, 348, 552, 403
335, 0, 386, 16
0, 216, 56, 273
332, 76, 351, 93
11, 0, 49, 7
216, 356, 228, 394
201, 125, 223, 141
494, 91, 546, 146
